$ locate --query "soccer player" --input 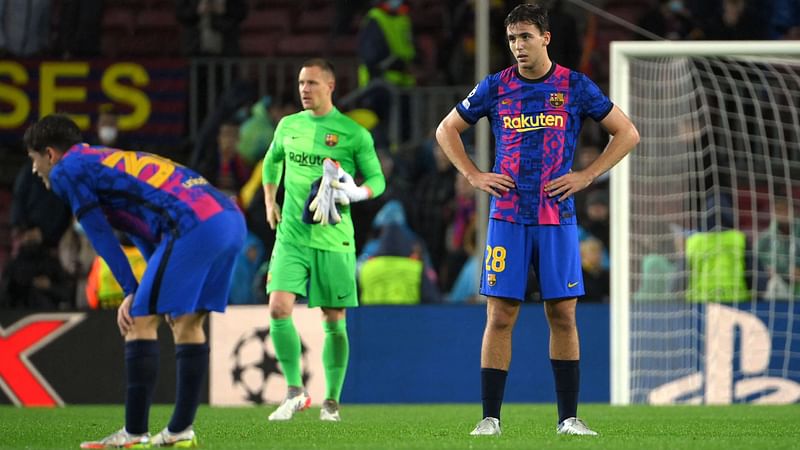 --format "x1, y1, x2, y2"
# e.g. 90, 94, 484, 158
435, 3, 640, 436
262, 58, 385, 421
23, 115, 246, 448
